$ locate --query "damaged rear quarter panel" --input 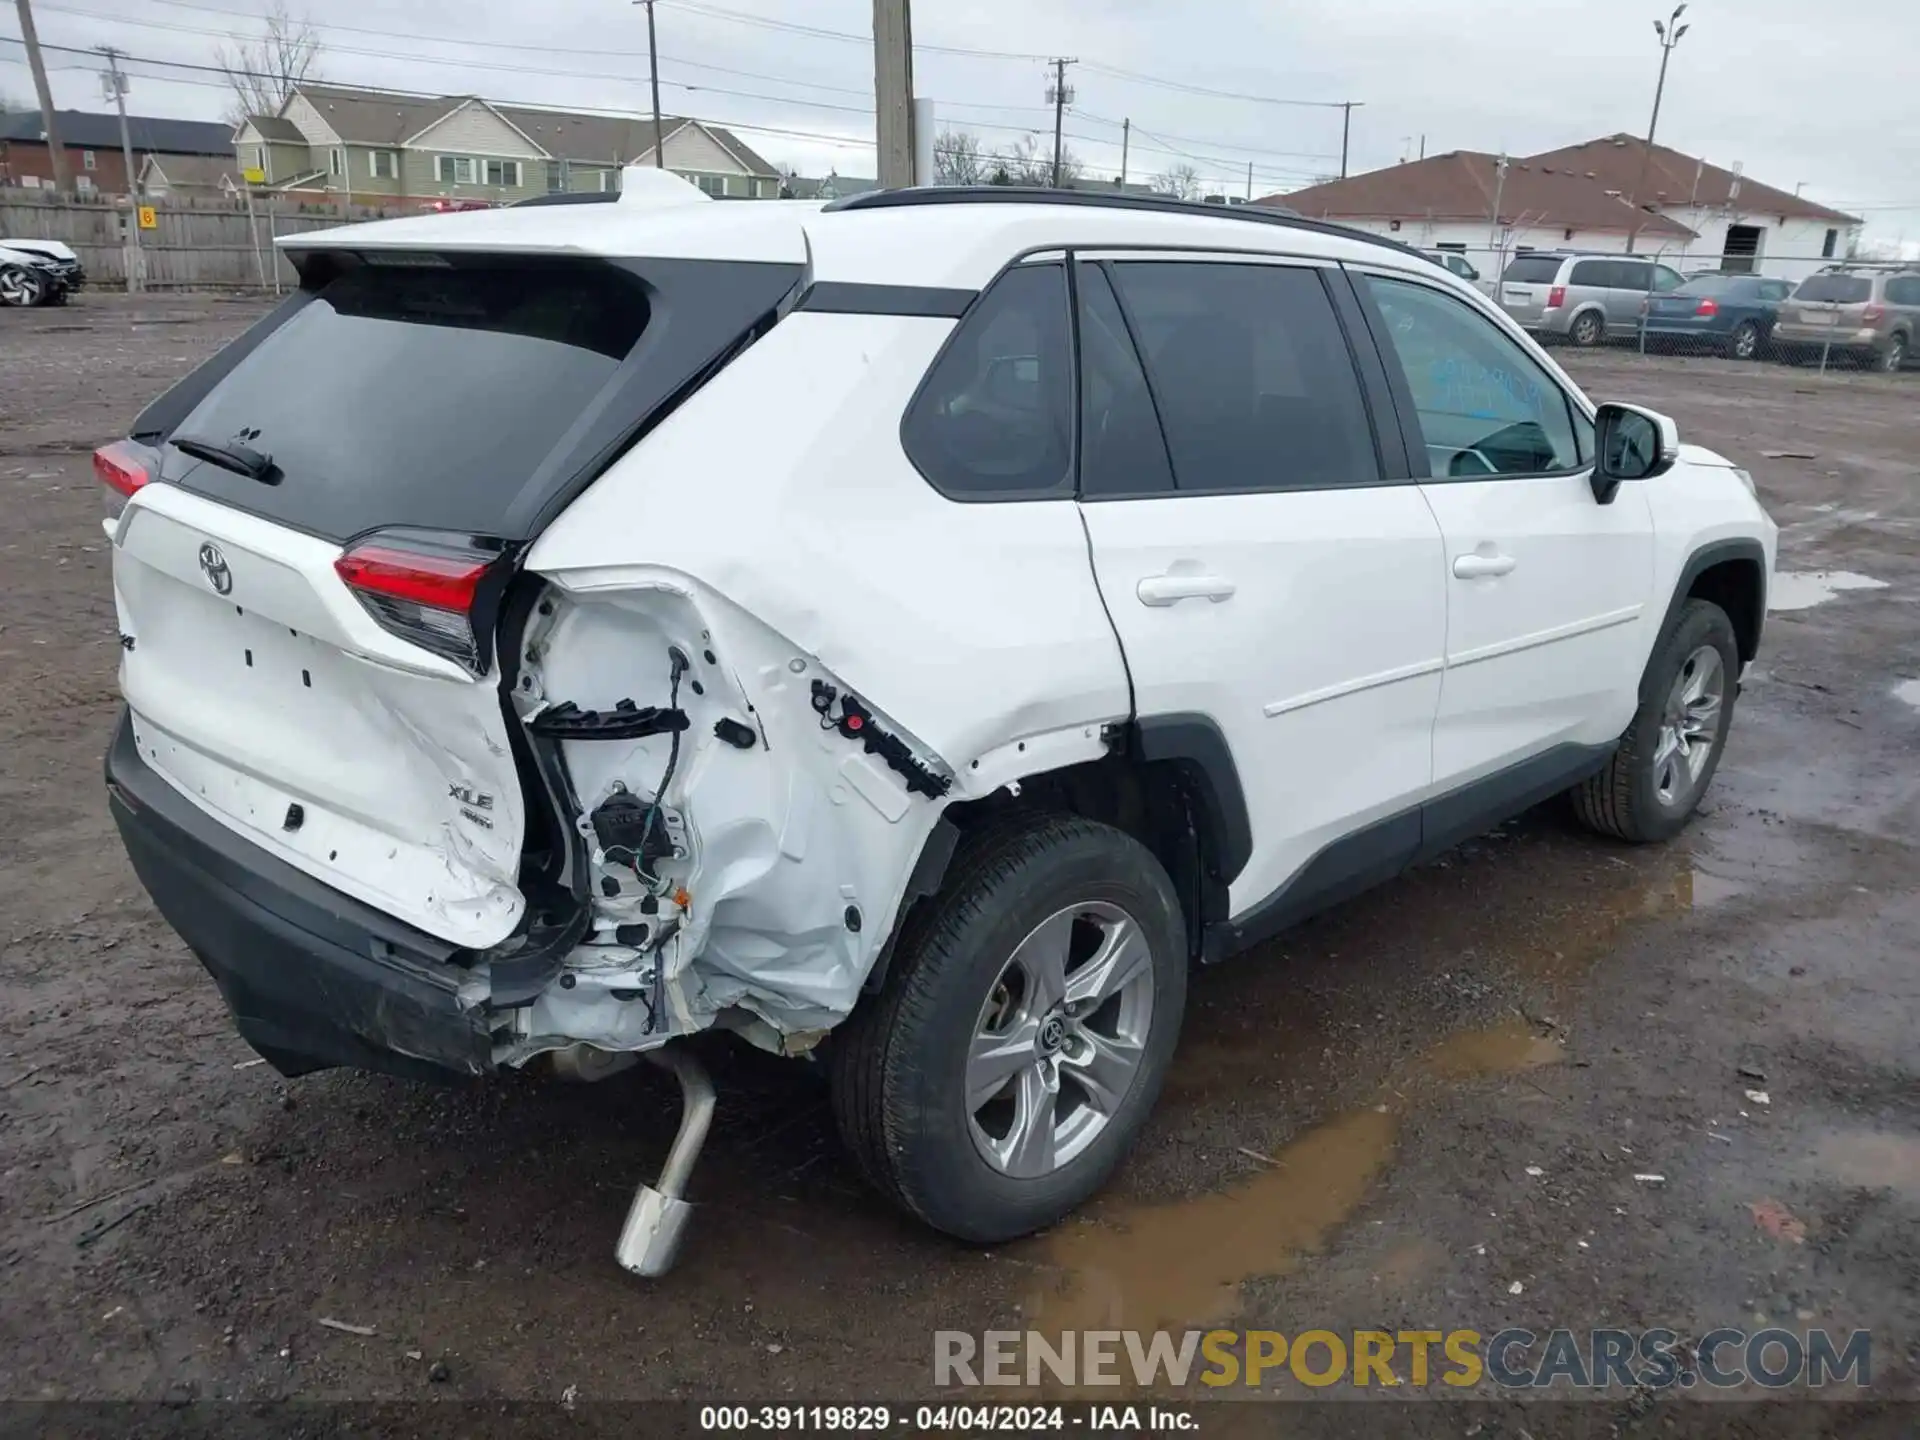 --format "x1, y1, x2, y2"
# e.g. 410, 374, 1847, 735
521, 309, 1132, 1036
